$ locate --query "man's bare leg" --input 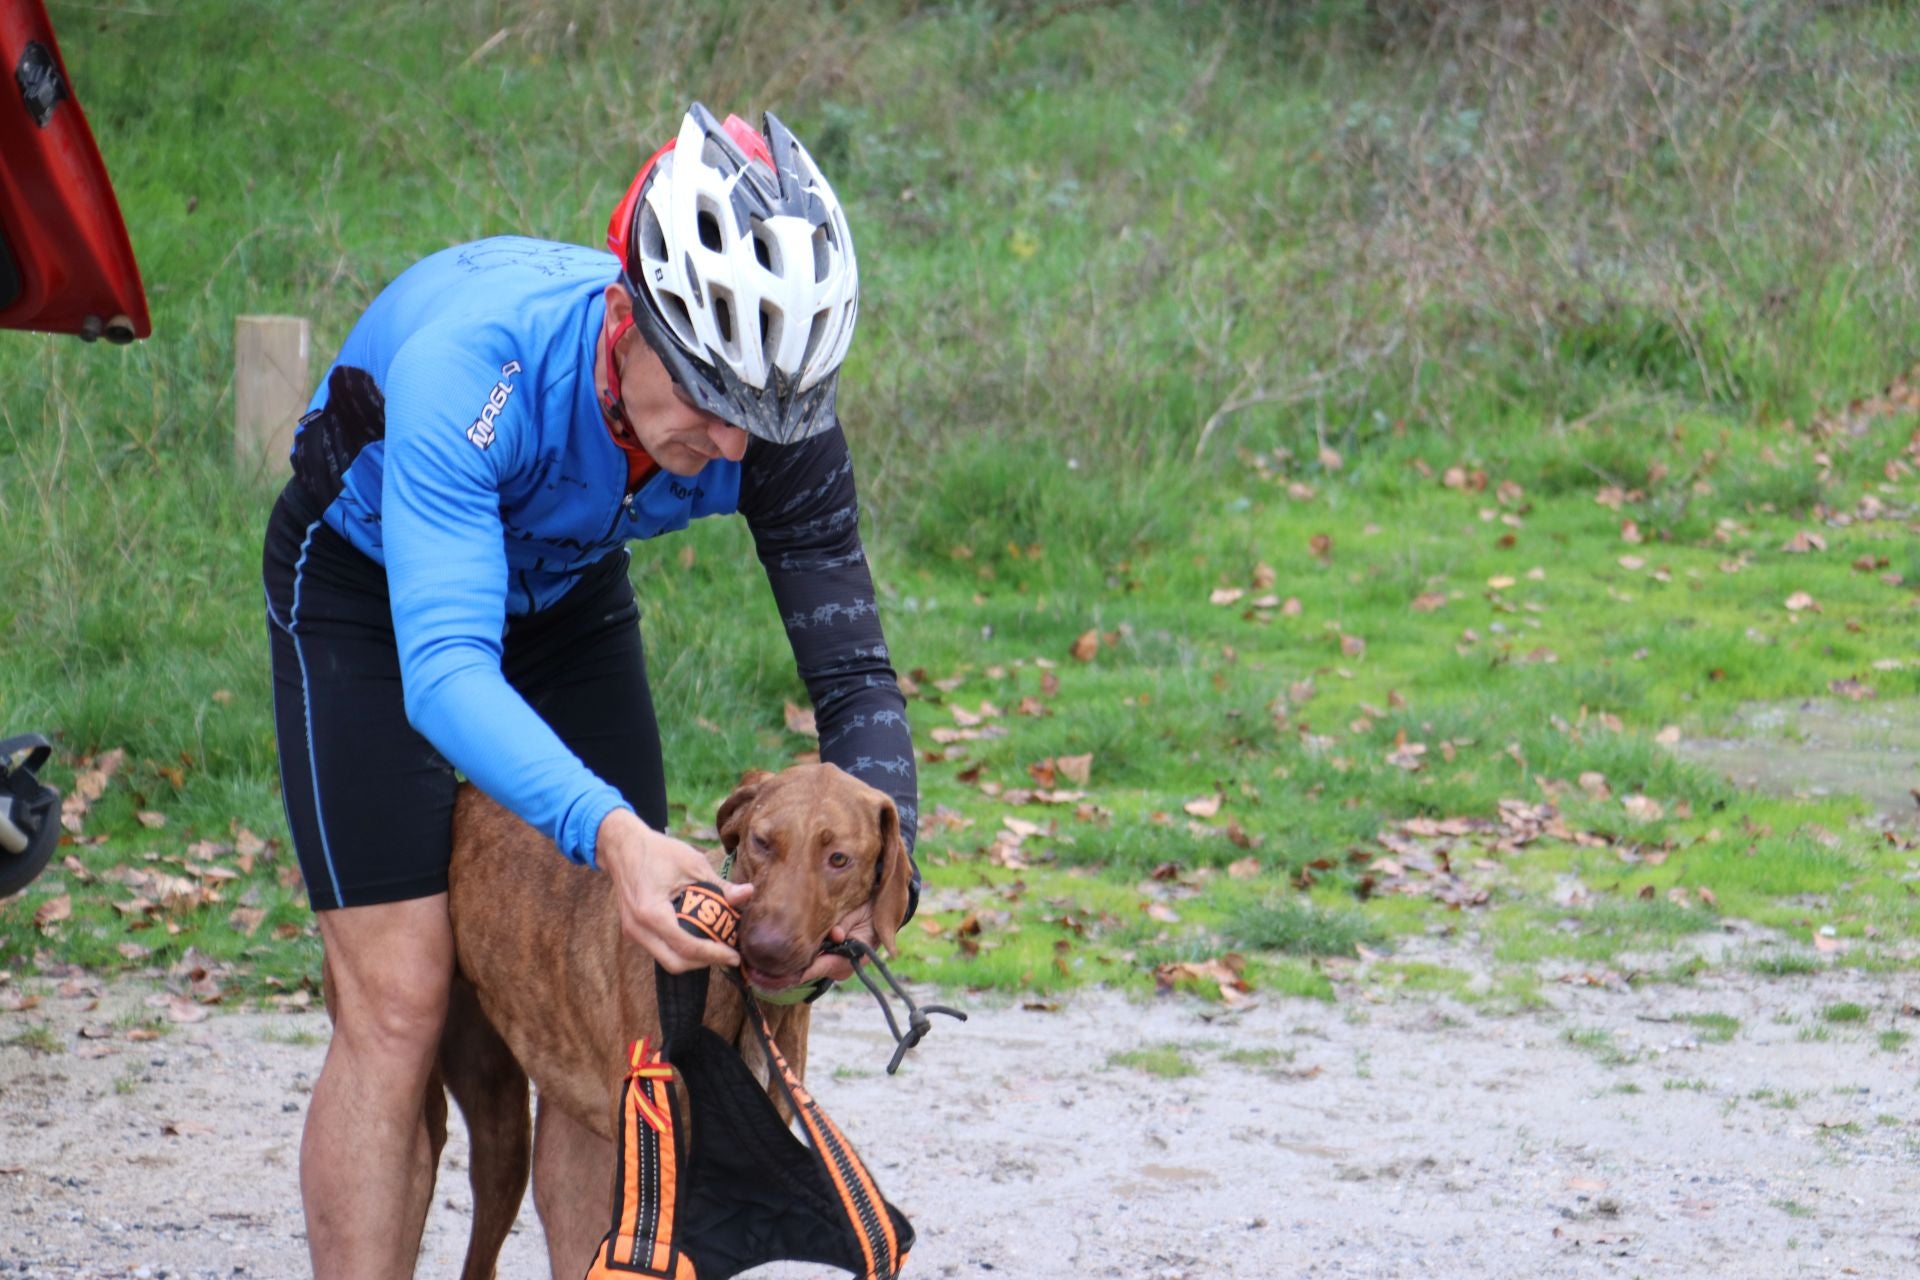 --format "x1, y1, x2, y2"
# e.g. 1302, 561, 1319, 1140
532, 1097, 616, 1278
304, 895, 455, 1280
